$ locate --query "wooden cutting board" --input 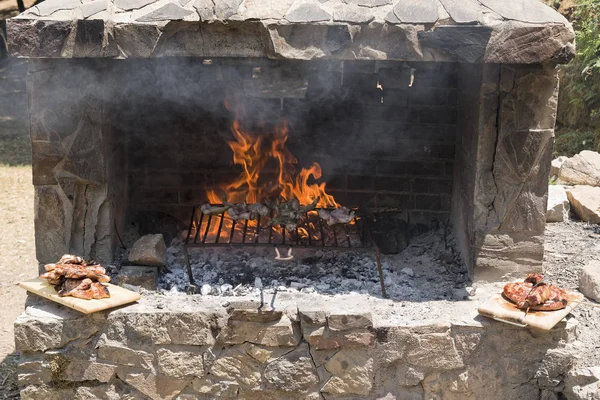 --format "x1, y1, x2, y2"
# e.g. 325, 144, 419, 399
478, 290, 583, 331
19, 277, 142, 314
